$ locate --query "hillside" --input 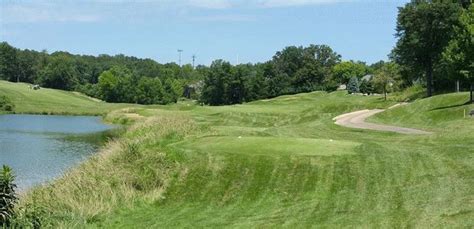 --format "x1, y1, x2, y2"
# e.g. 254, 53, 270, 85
10, 88, 474, 227
0, 80, 132, 115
